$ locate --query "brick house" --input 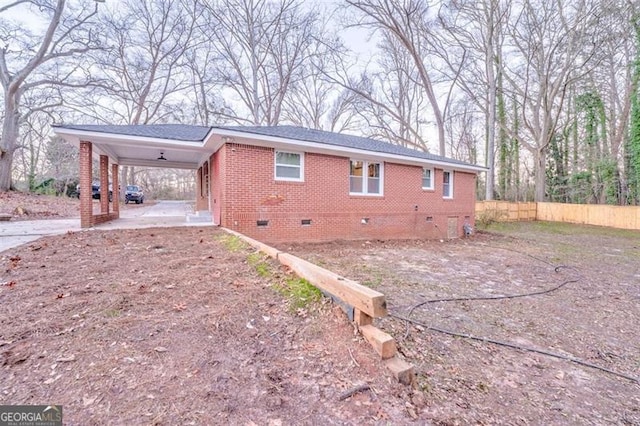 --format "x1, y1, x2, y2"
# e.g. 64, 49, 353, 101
53, 124, 484, 242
